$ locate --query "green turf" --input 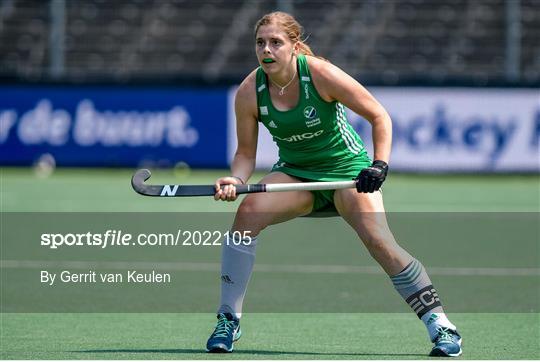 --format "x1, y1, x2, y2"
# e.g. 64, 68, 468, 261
1, 167, 538, 212
1, 313, 538, 359
1, 168, 539, 359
